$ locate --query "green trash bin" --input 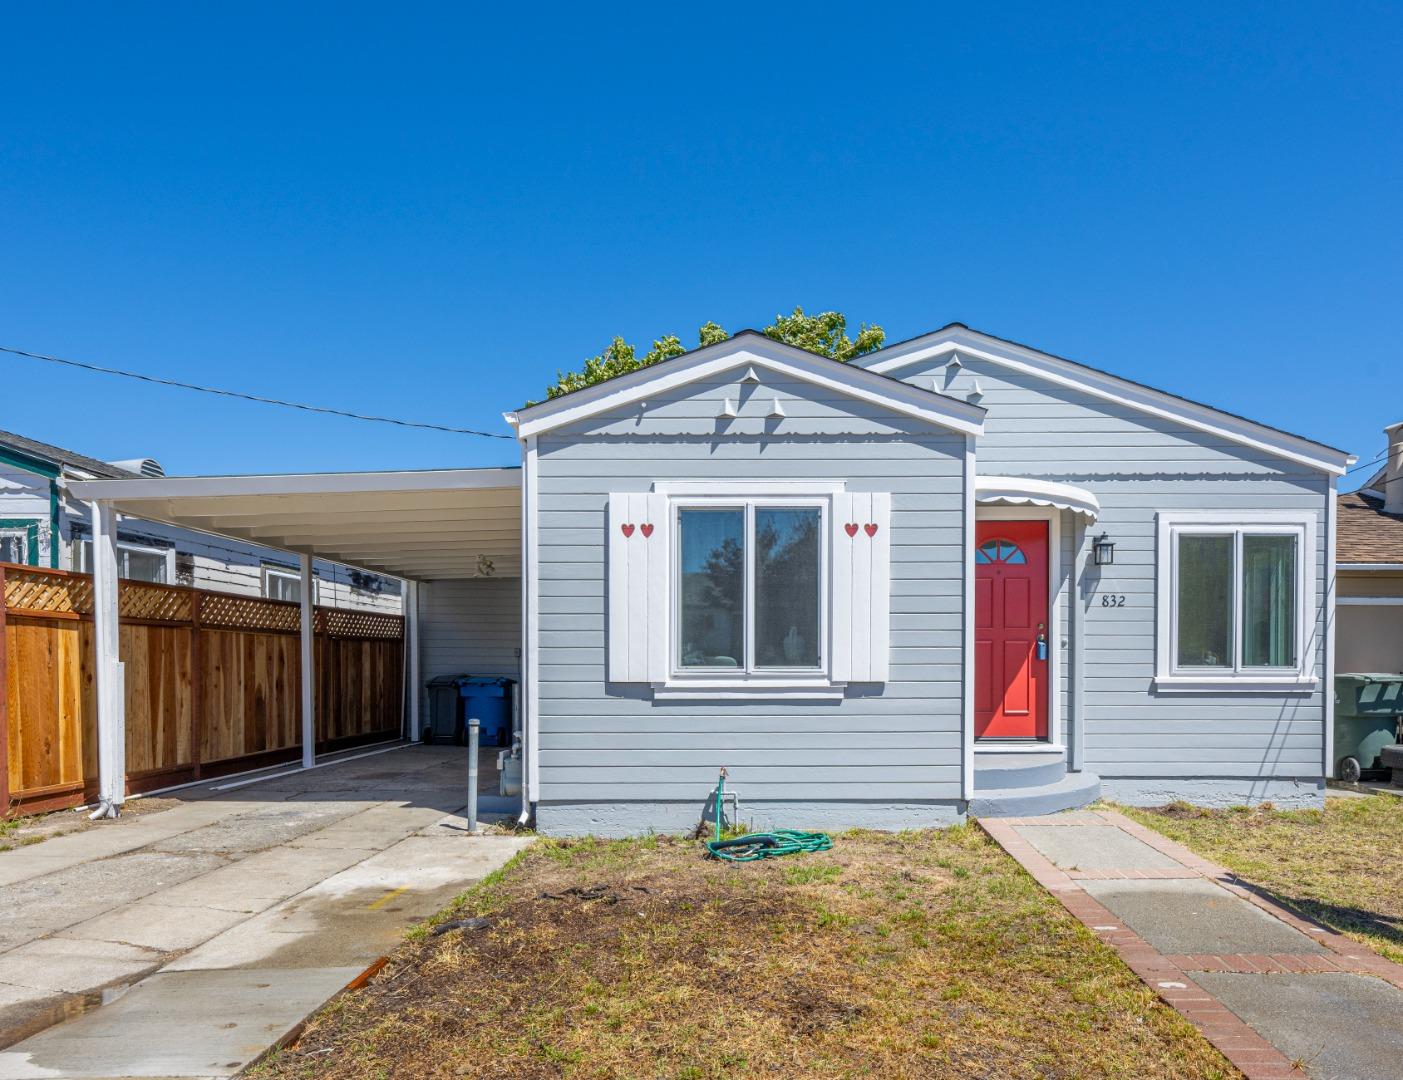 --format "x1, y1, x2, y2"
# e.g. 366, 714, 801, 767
1333, 674, 1403, 782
